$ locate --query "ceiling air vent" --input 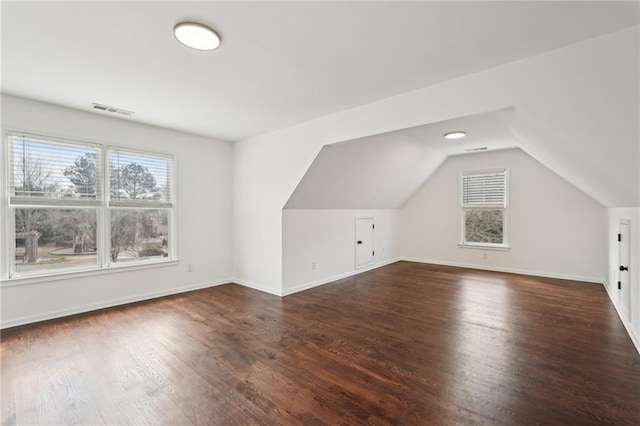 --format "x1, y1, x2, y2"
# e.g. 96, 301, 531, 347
90, 103, 134, 117
464, 147, 488, 152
